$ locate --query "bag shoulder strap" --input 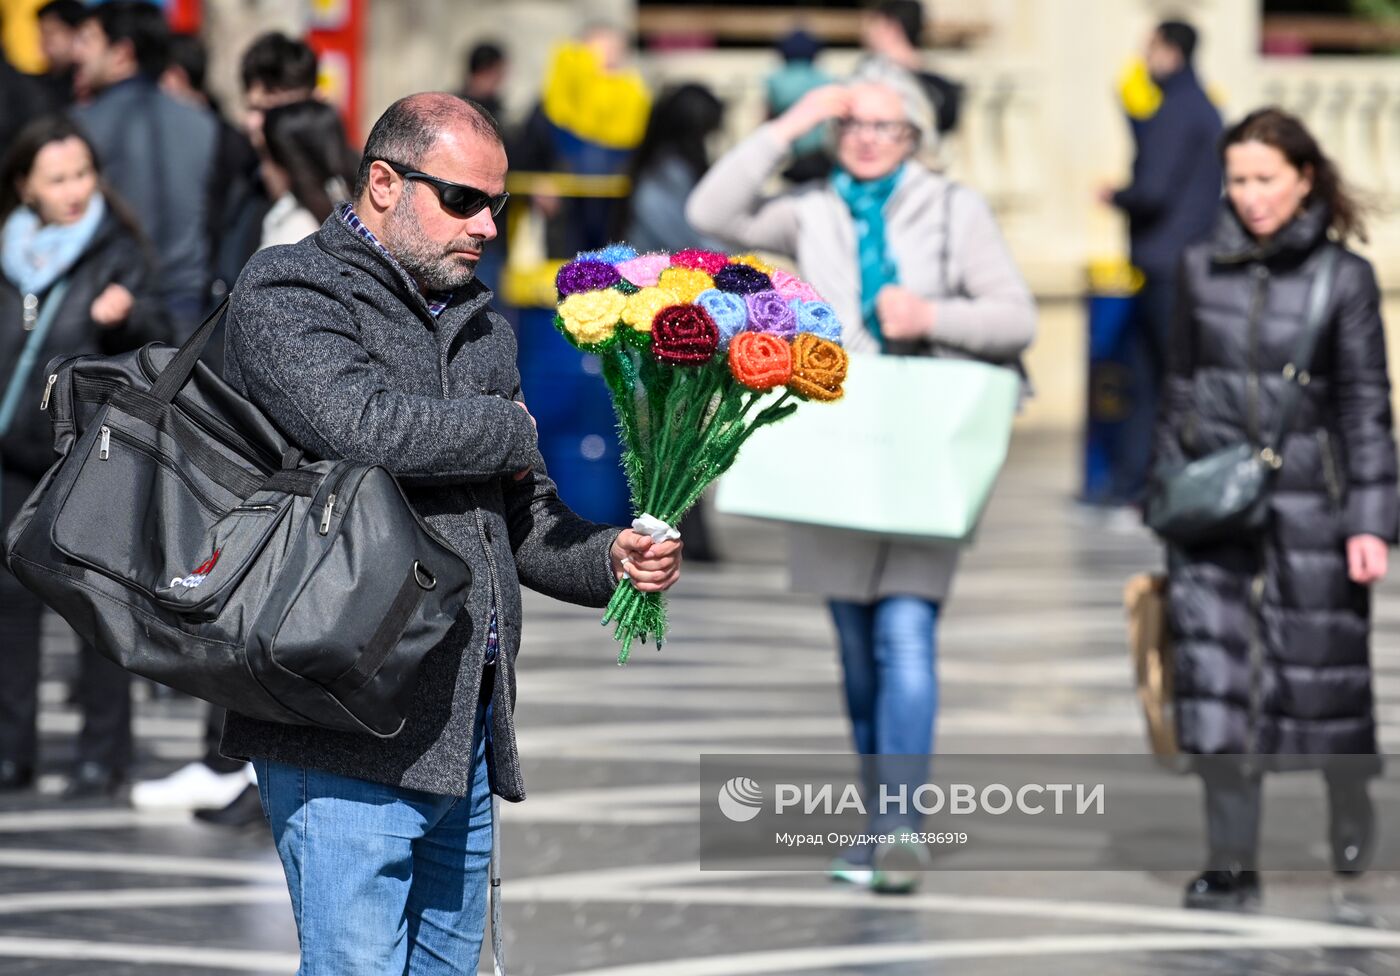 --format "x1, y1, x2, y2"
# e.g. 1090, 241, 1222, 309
149, 297, 228, 405
1269, 243, 1340, 450
0, 278, 74, 438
